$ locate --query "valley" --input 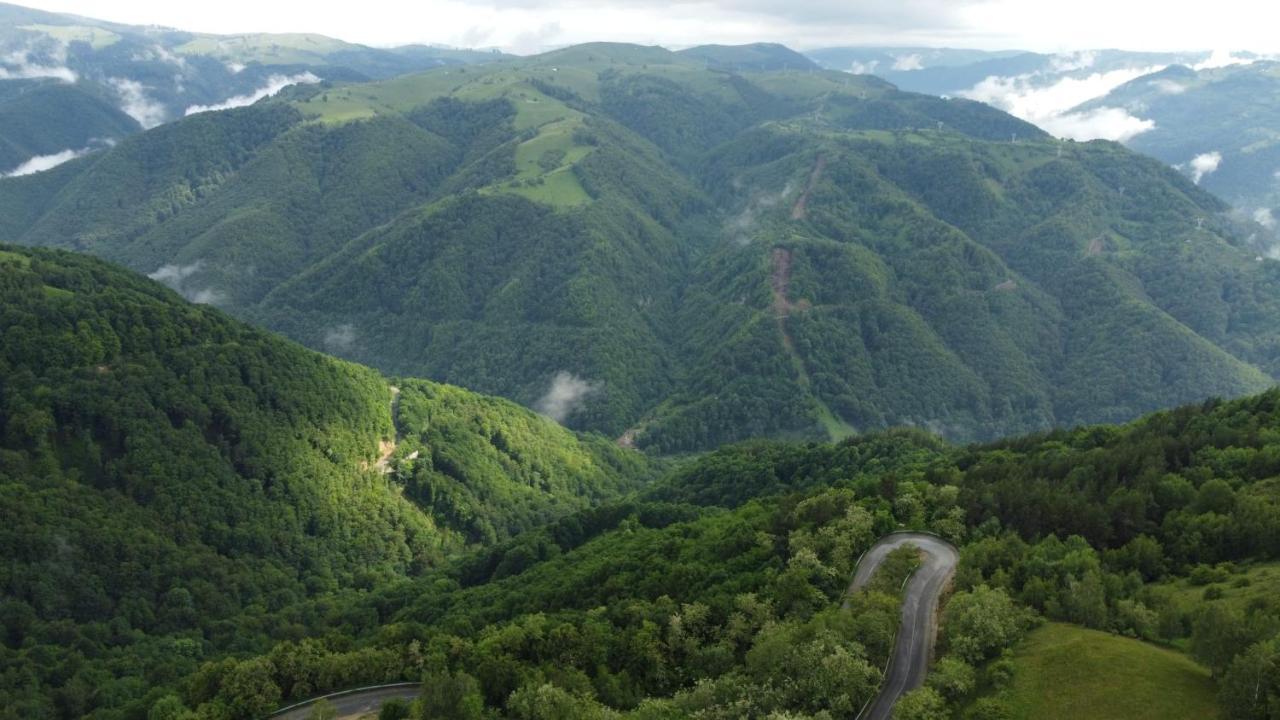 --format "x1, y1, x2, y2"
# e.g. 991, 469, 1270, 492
2, 4, 1280, 720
